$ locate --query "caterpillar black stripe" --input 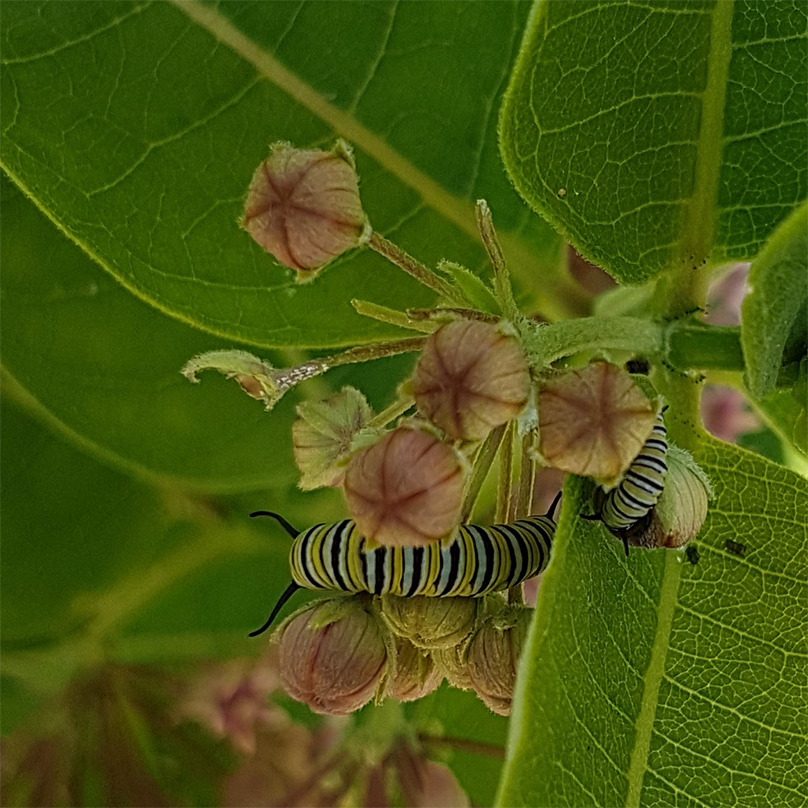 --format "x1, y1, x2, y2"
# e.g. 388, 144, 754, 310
588, 408, 668, 555
248, 493, 560, 637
